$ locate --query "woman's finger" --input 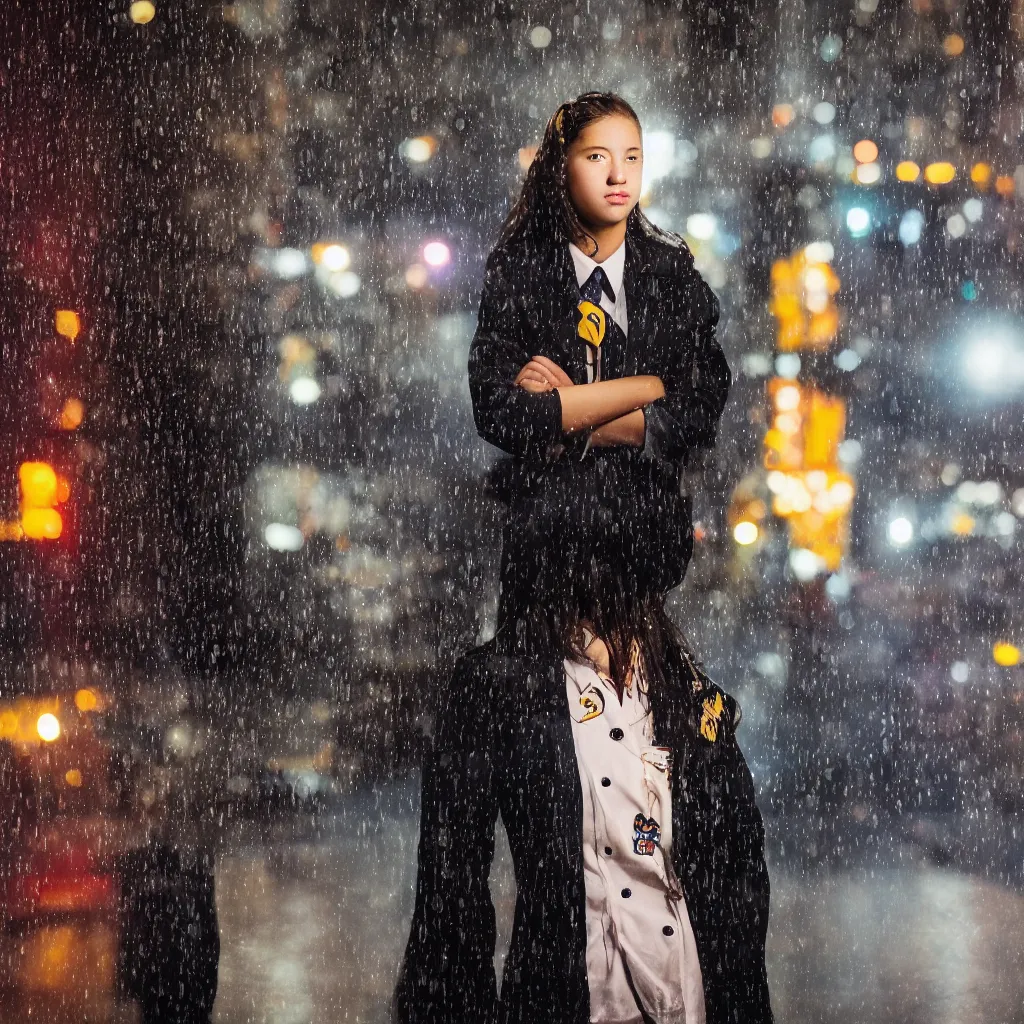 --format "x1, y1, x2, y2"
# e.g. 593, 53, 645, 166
531, 355, 573, 386
521, 358, 563, 382
518, 361, 559, 381
516, 360, 548, 381
516, 367, 551, 386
